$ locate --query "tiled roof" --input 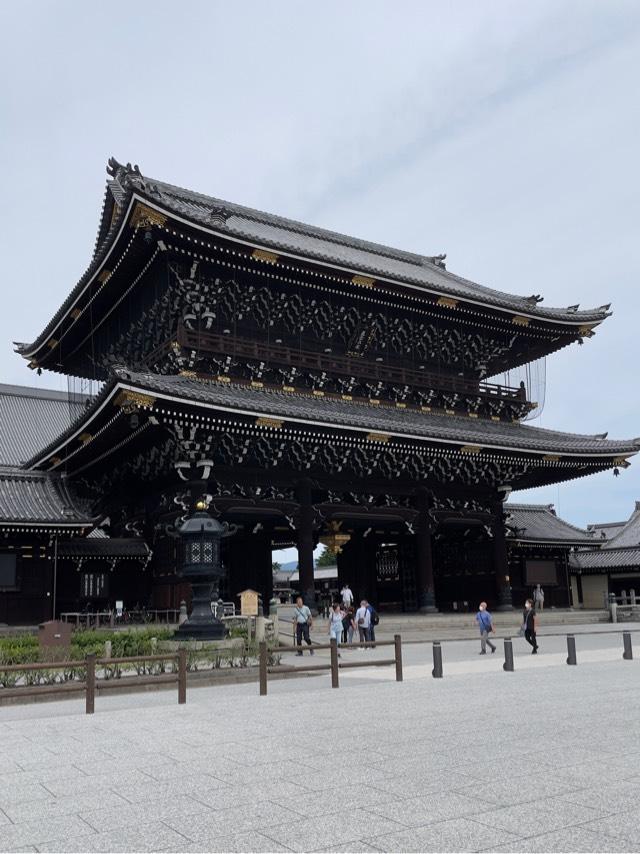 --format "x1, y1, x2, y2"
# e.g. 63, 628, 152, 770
26, 370, 640, 468
17, 158, 613, 358
0, 467, 92, 527
603, 502, 640, 549
505, 503, 594, 543
586, 521, 627, 541
0, 383, 87, 466
570, 548, 640, 572
57, 538, 150, 558
120, 371, 640, 456
137, 173, 611, 324
23, 368, 640, 474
